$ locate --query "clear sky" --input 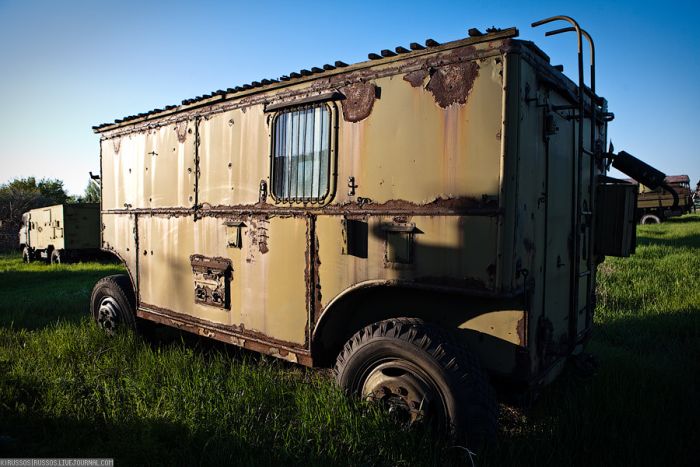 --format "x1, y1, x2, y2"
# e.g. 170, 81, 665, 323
1, 0, 698, 196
